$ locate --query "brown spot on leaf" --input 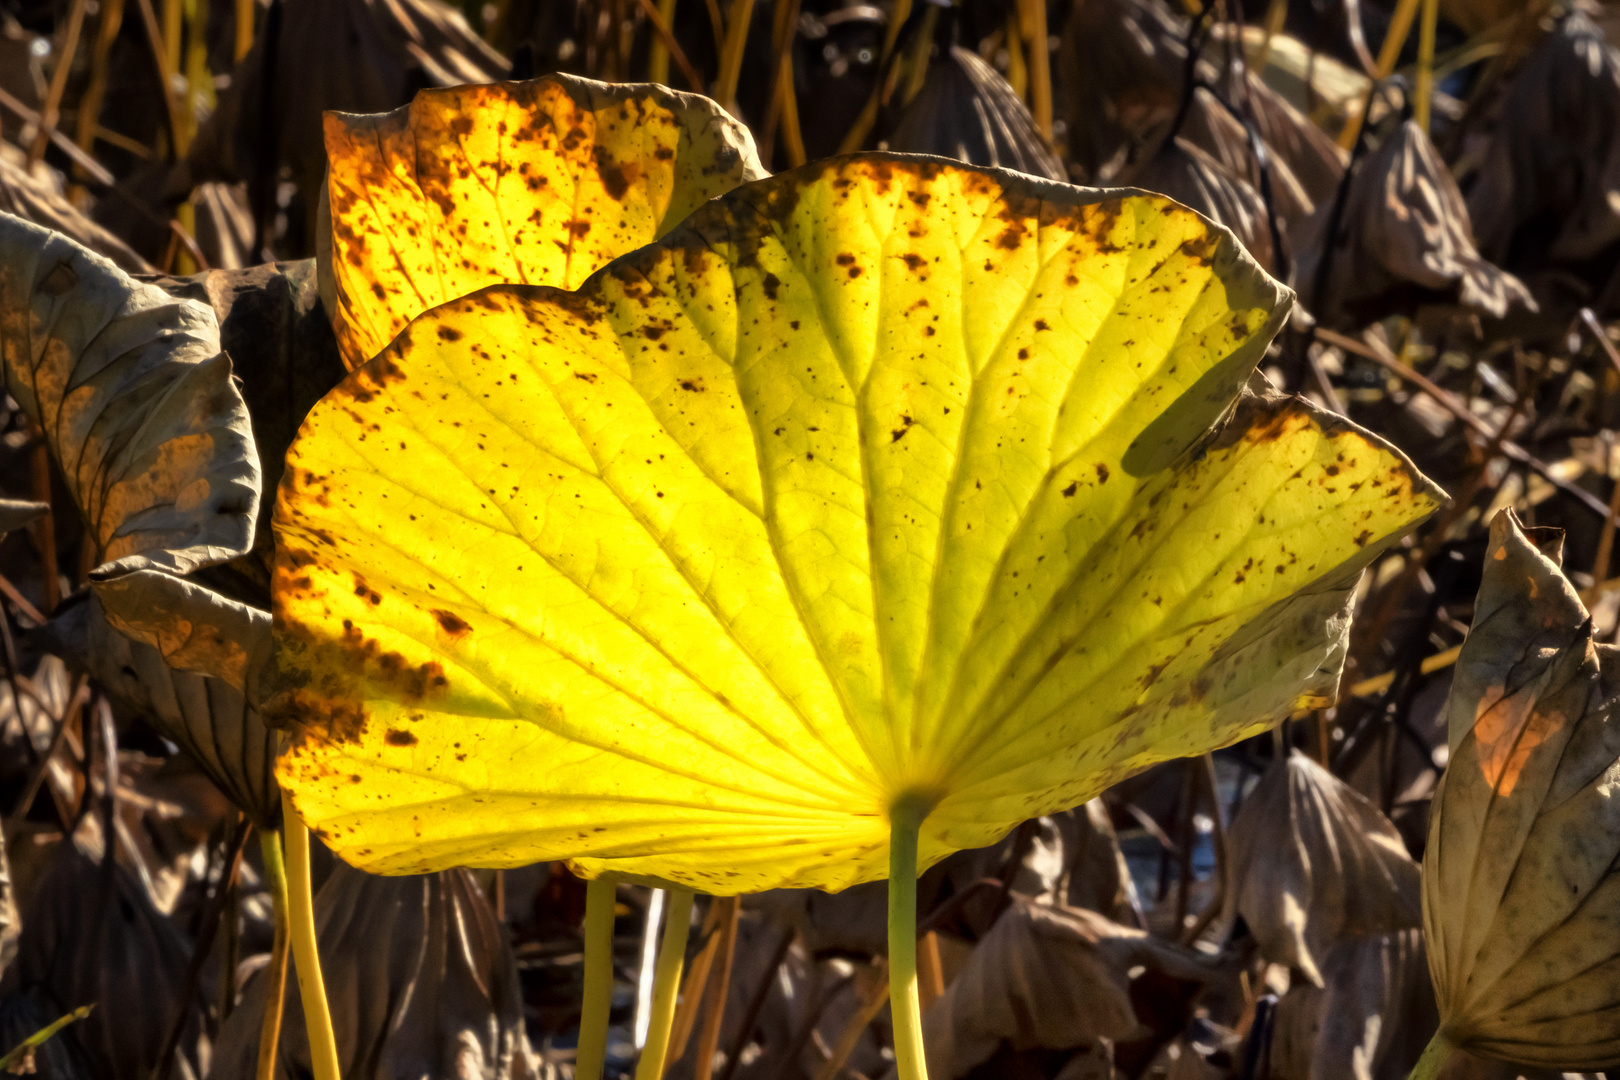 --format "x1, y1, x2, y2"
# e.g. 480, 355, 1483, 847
386, 729, 418, 747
